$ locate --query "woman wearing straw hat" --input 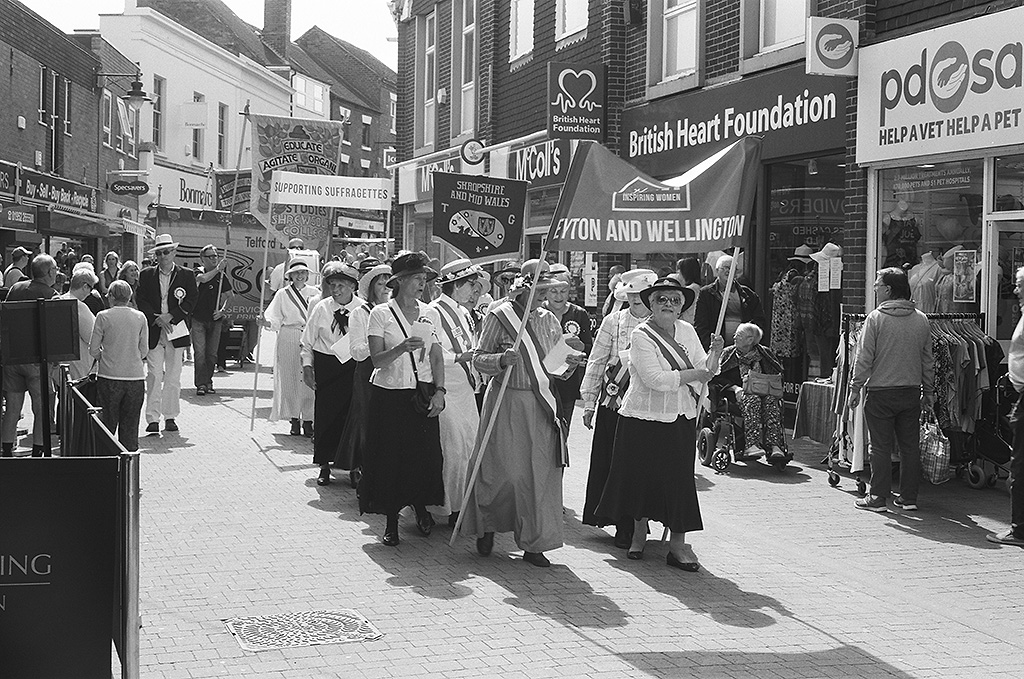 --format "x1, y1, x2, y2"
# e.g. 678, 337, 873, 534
461, 259, 585, 568
596, 278, 723, 571
265, 259, 320, 437
580, 268, 656, 548
337, 260, 392, 488
427, 259, 483, 526
358, 252, 446, 546
300, 261, 363, 485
